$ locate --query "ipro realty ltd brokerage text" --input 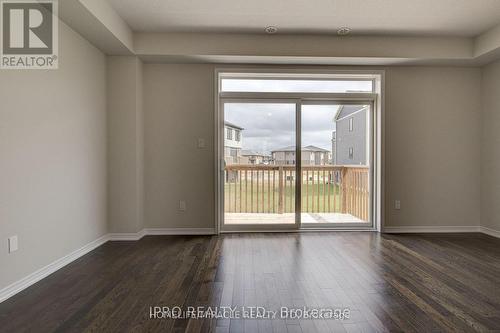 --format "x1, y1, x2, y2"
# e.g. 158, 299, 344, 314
150, 306, 350, 320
